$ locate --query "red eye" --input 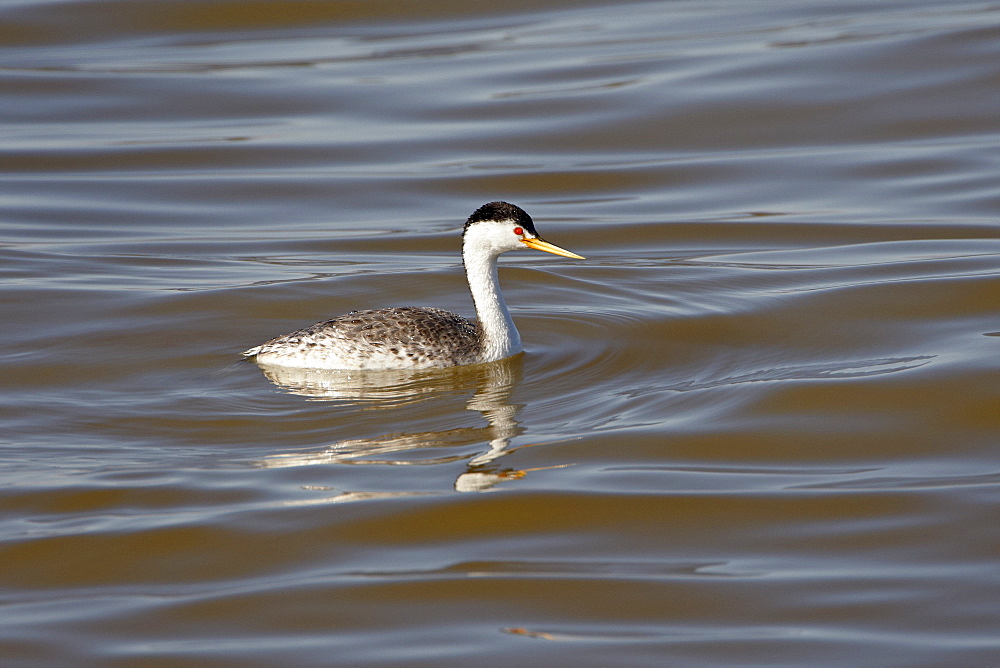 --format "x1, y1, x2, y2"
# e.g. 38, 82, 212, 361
513, 227, 523, 236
